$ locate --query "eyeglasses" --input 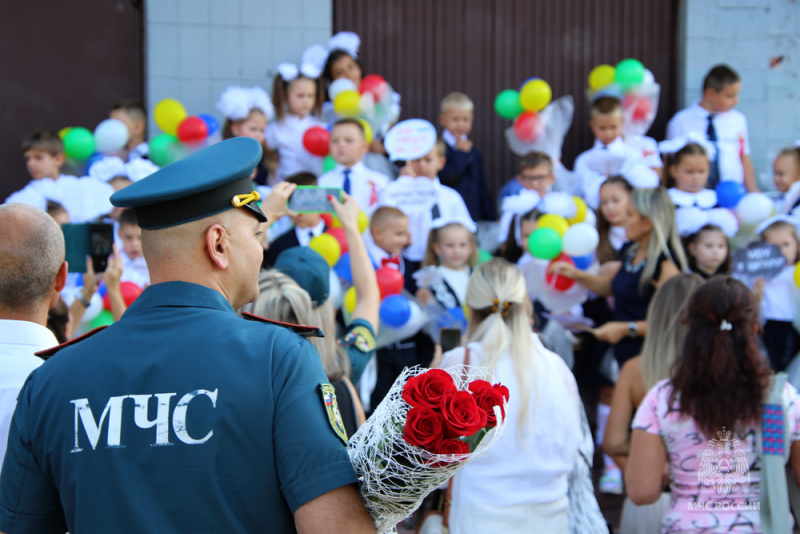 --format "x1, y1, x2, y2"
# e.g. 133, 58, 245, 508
520, 173, 551, 184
